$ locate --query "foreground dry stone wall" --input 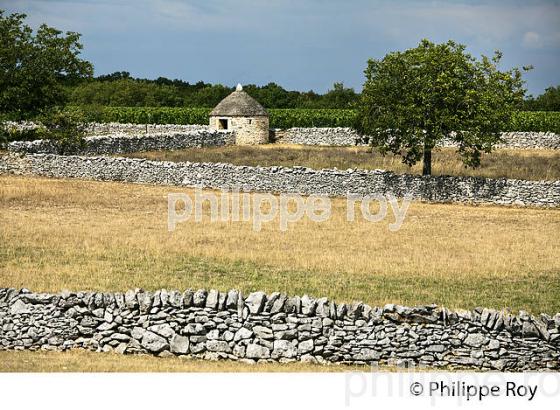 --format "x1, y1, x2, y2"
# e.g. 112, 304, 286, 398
1, 287, 558, 370
7, 130, 235, 155
1, 153, 559, 207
